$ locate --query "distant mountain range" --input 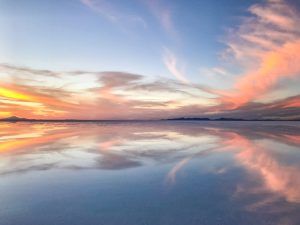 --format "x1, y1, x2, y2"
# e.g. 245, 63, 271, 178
167, 117, 300, 121
0, 116, 299, 122
167, 117, 267, 121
